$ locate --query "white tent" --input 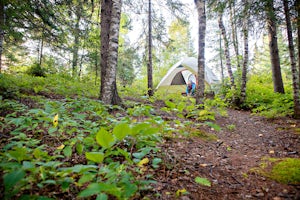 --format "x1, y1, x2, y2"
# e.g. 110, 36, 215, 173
156, 57, 219, 94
